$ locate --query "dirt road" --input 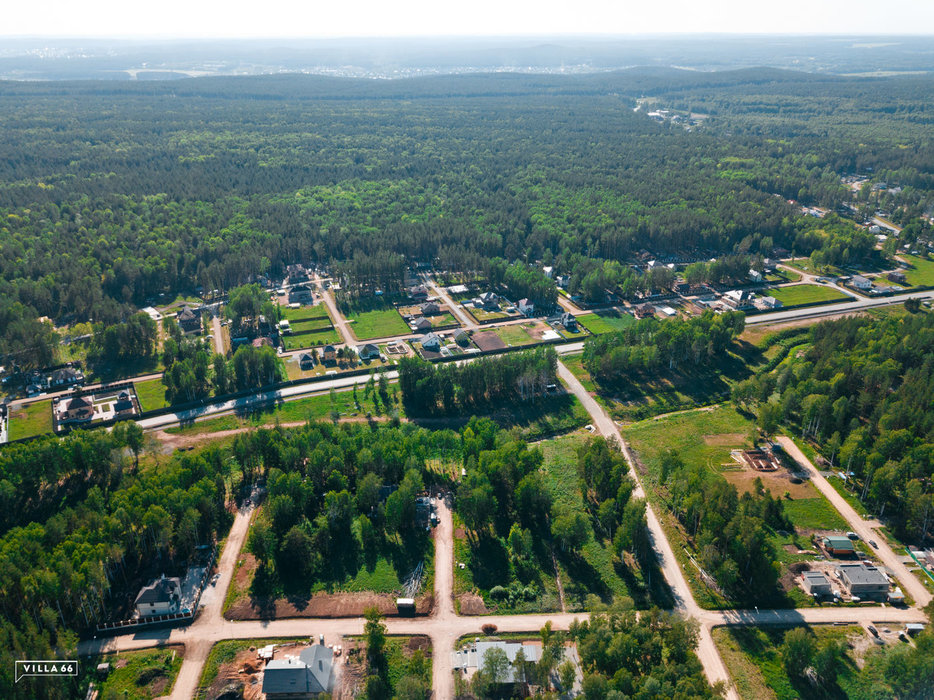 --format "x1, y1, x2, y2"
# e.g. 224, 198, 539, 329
320, 287, 356, 345
776, 436, 932, 608
423, 277, 478, 330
